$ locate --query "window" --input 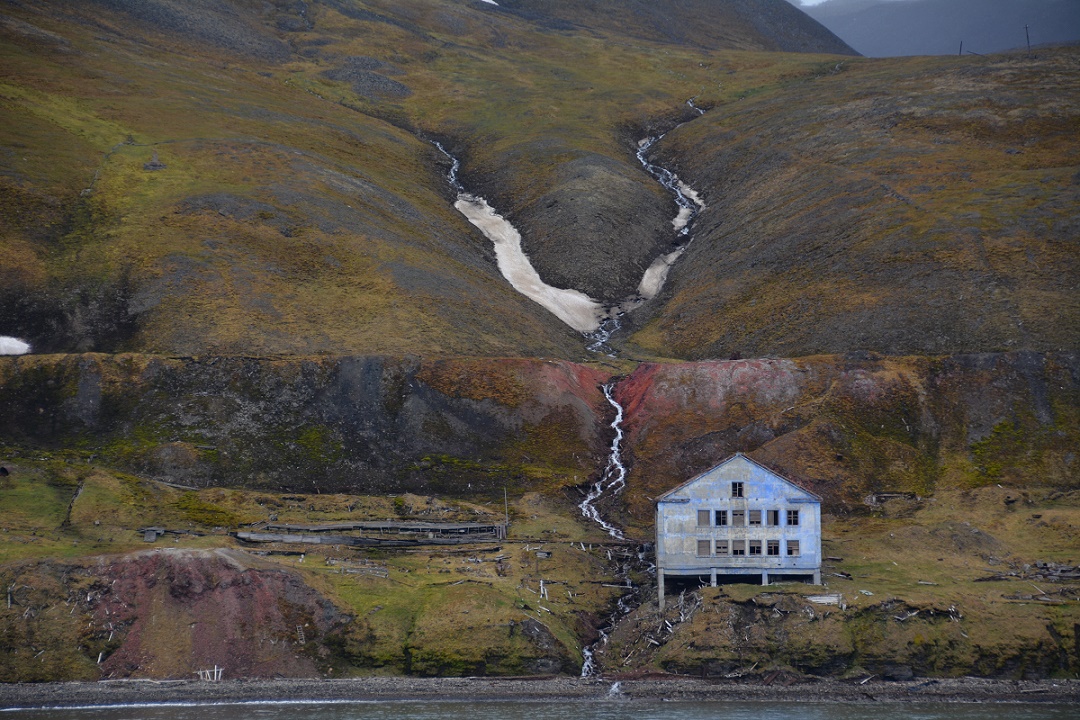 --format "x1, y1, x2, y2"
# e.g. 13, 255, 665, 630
749, 510, 762, 526
787, 540, 800, 556
715, 510, 728, 526
749, 540, 762, 555
697, 509, 711, 527
697, 539, 711, 556
731, 482, 744, 498
716, 539, 729, 554
731, 540, 746, 556
767, 540, 780, 556
731, 510, 746, 527
787, 509, 800, 526
767, 510, 780, 527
